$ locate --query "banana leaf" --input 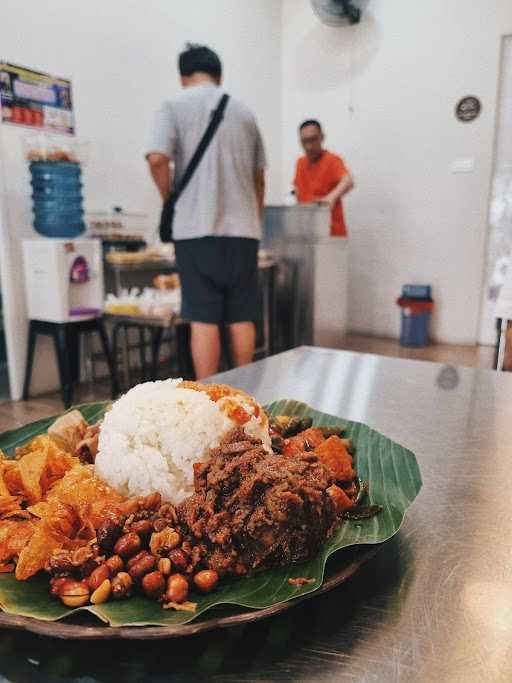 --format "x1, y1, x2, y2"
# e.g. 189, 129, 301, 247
0, 399, 422, 627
